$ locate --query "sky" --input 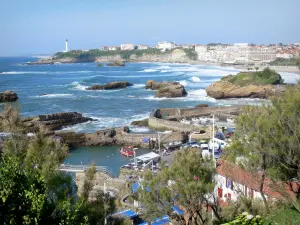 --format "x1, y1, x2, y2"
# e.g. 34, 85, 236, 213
0, 0, 299, 56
